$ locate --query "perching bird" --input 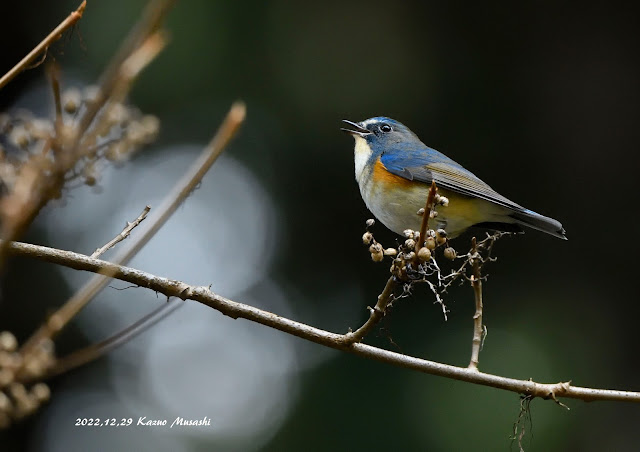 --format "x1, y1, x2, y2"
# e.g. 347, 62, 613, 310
342, 117, 566, 240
